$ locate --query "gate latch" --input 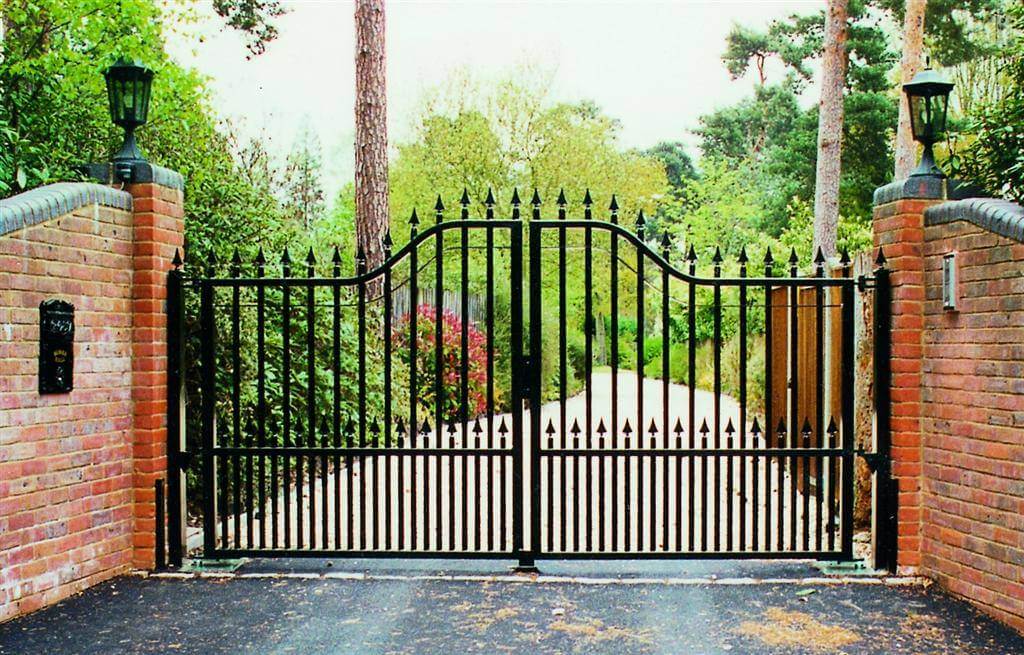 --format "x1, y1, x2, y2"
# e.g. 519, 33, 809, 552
856, 448, 886, 473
